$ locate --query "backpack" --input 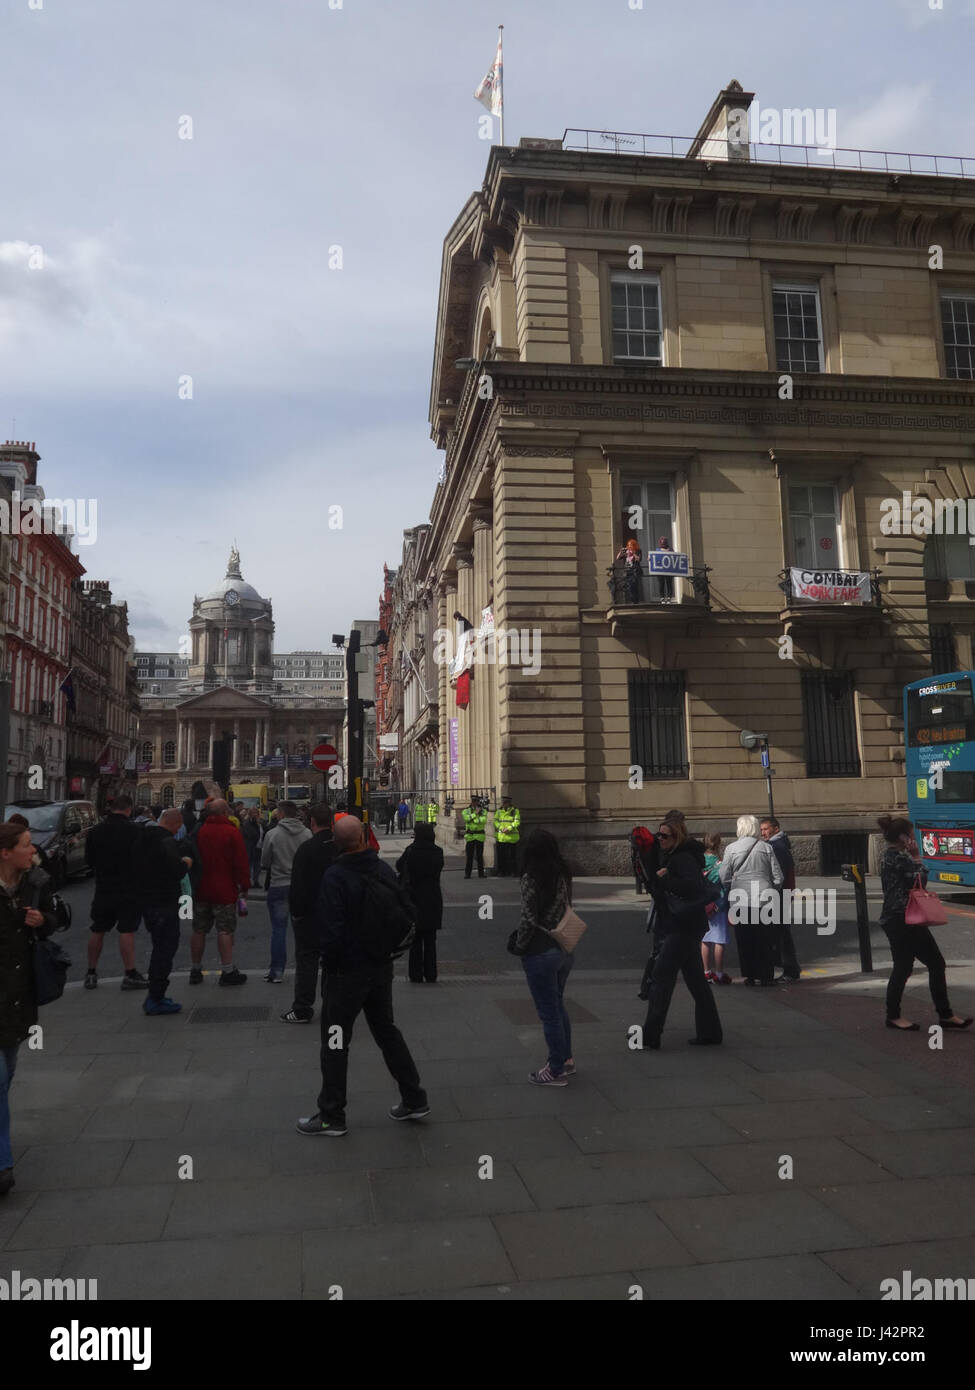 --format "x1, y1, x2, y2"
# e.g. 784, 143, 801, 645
358, 869, 416, 963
